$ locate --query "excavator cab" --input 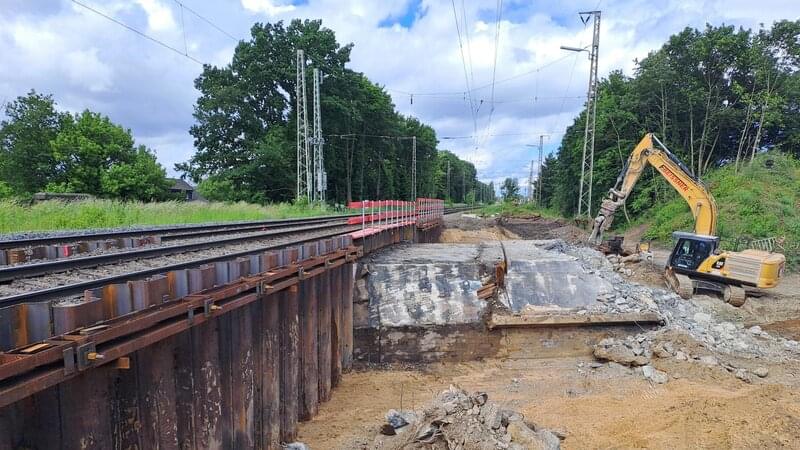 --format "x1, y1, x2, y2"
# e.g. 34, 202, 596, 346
668, 232, 719, 271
